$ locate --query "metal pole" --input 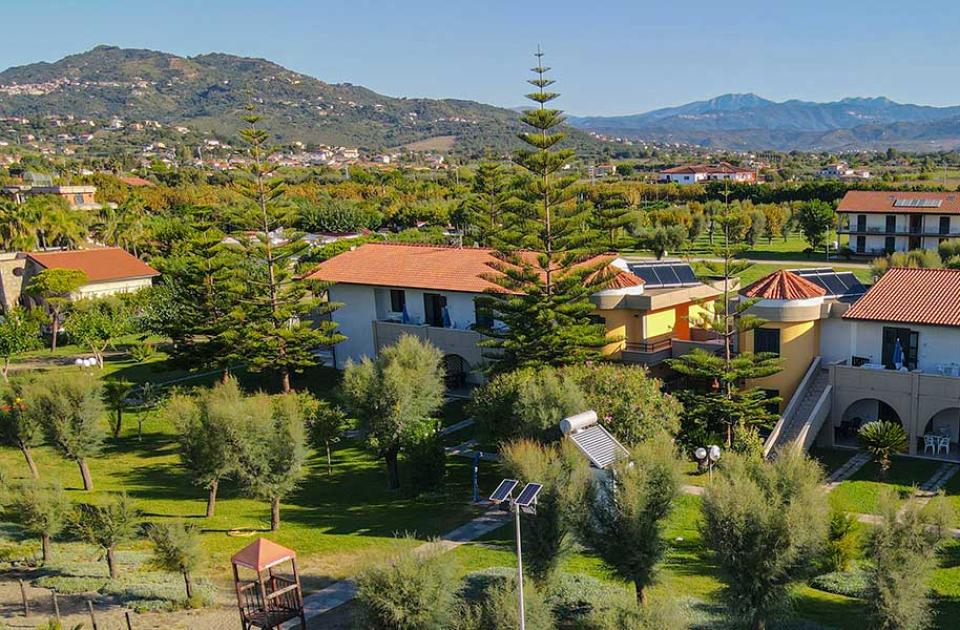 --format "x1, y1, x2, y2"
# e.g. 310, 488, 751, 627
514, 503, 525, 630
